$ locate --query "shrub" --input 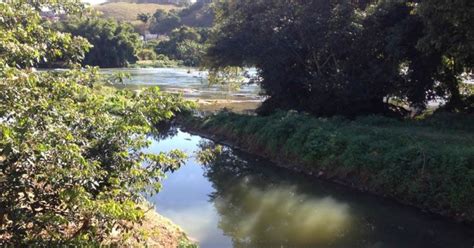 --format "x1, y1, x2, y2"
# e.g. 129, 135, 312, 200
137, 48, 158, 60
